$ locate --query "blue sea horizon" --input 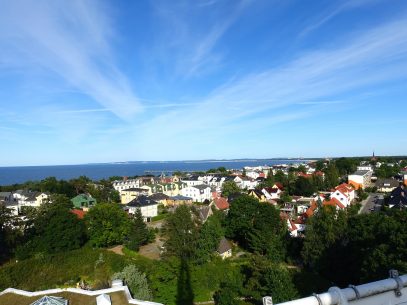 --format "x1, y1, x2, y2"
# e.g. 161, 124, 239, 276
0, 159, 311, 185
